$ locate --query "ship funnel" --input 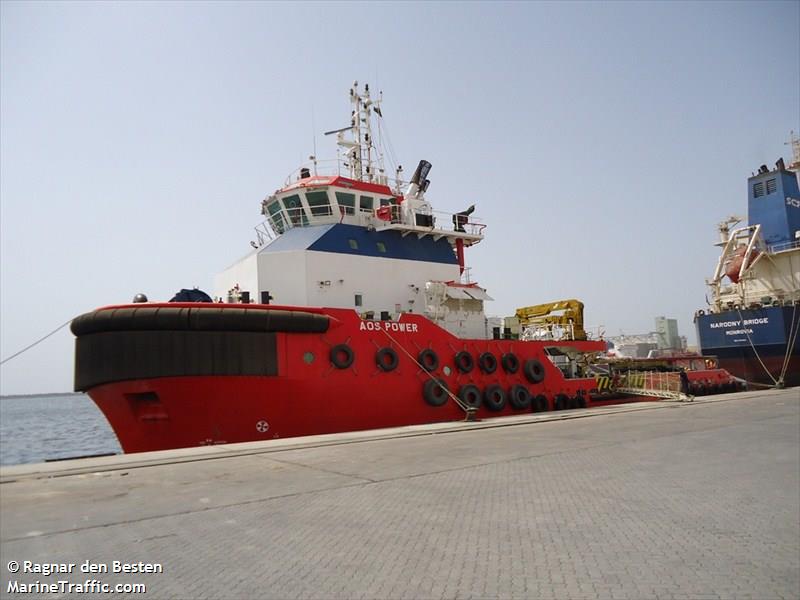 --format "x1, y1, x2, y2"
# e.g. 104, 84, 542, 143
410, 160, 432, 185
